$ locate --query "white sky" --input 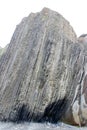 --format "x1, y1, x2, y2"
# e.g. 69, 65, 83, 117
0, 0, 87, 47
